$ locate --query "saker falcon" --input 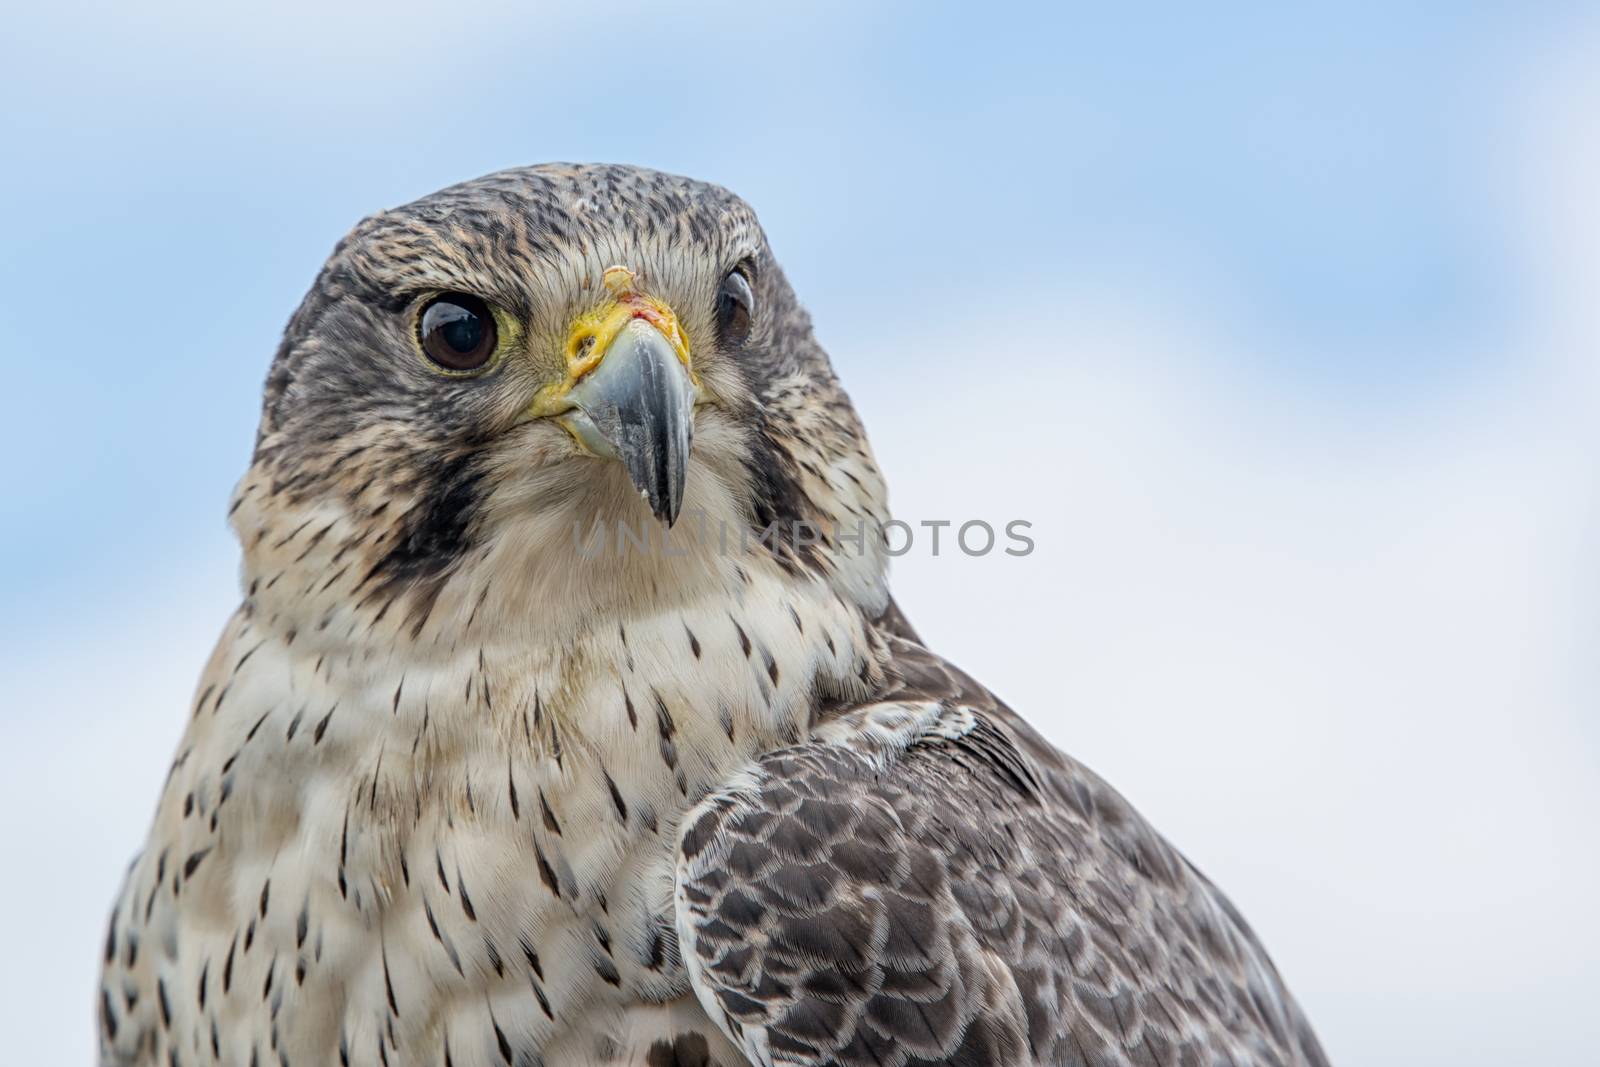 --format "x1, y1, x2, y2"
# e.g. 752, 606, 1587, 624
101, 164, 1330, 1067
